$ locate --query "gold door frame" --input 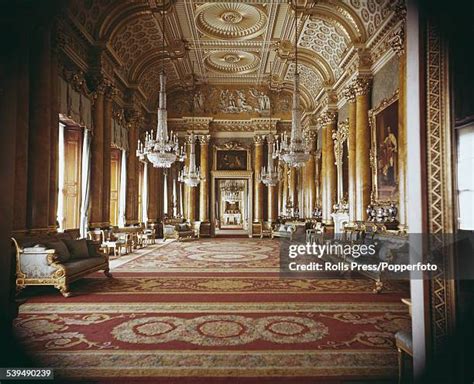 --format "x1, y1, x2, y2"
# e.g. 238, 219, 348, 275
210, 170, 254, 237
